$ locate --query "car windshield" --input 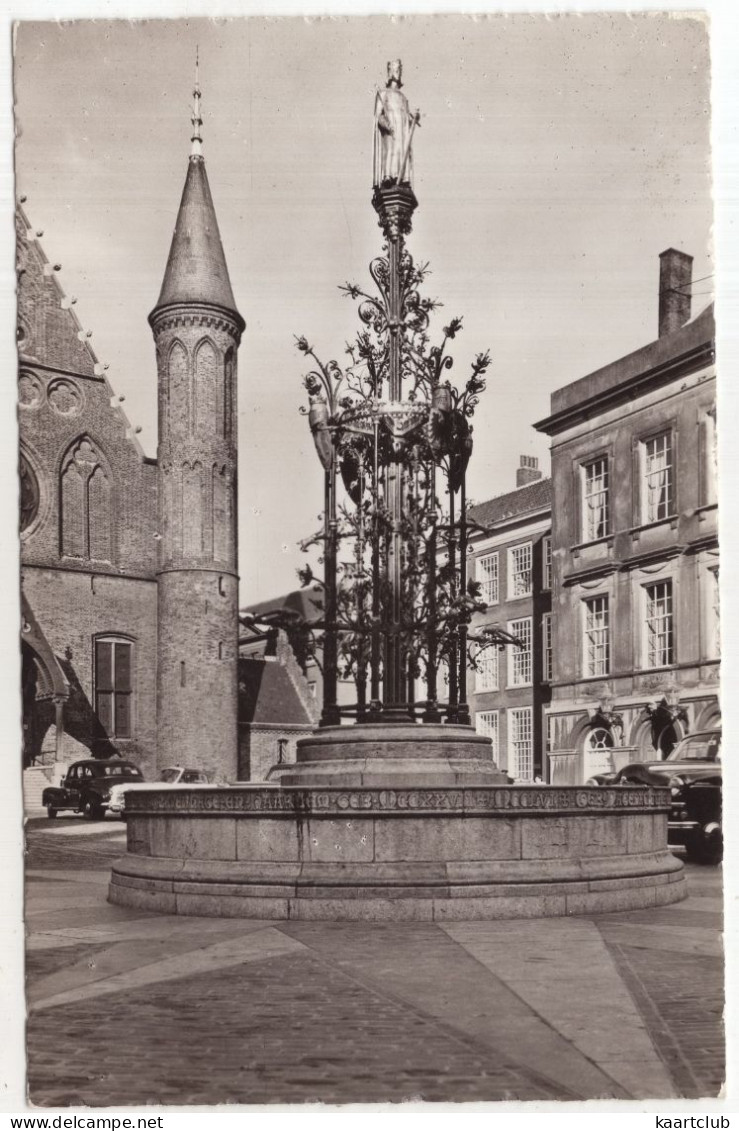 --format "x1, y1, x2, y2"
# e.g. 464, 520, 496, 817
93, 763, 142, 777
667, 735, 721, 763
159, 769, 182, 783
